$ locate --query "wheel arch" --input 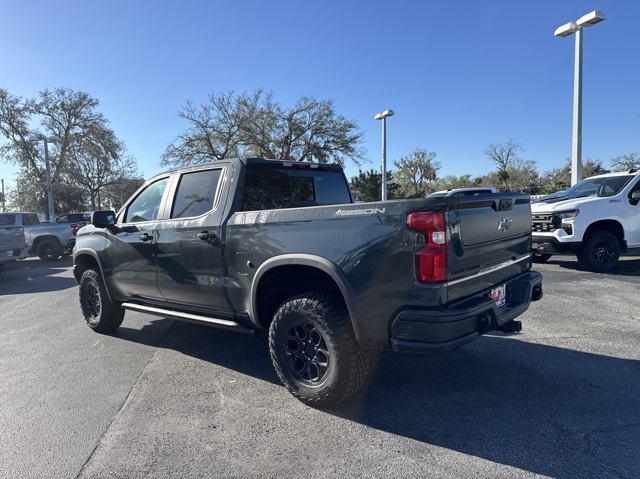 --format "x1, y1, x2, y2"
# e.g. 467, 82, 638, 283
250, 254, 362, 340
73, 249, 114, 302
583, 219, 626, 250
